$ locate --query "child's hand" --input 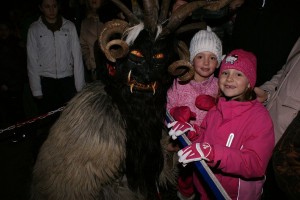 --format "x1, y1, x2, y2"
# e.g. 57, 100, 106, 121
170, 106, 196, 122
195, 95, 216, 111
178, 142, 214, 166
167, 121, 195, 140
